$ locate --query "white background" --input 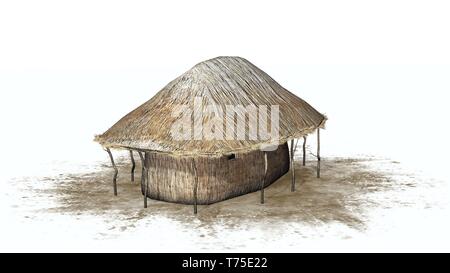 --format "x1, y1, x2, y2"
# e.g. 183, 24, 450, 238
0, 0, 450, 252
